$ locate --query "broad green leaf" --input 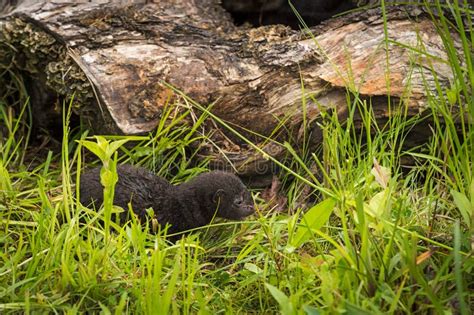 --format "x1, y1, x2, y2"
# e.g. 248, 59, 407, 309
0, 161, 12, 193
290, 198, 336, 248
451, 189, 472, 228
80, 140, 105, 161
133, 146, 154, 158
446, 85, 458, 105
112, 205, 124, 214
470, 180, 474, 208
303, 305, 321, 315
244, 263, 263, 275
105, 139, 130, 159
95, 135, 108, 150
264, 283, 294, 315
367, 188, 390, 217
